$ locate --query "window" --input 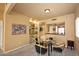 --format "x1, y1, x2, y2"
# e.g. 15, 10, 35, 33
58, 27, 64, 35
55, 25, 65, 35
76, 17, 79, 38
